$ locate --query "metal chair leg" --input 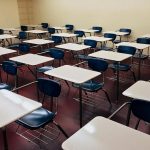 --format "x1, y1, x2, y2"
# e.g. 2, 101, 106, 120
130, 70, 136, 82
102, 89, 111, 105
53, 121, 68, 138
135, 119, 141, 130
